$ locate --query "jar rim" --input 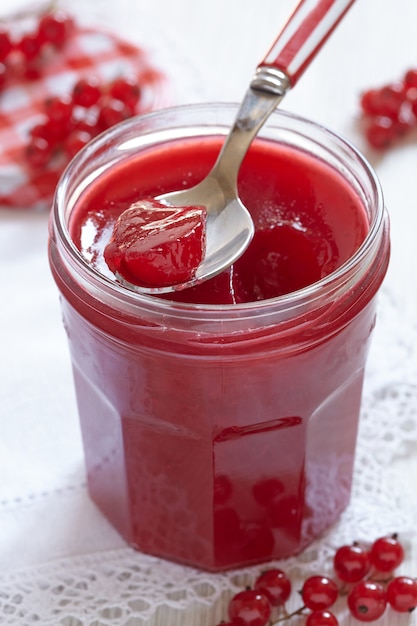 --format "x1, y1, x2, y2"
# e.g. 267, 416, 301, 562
52, 102, 388, 319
